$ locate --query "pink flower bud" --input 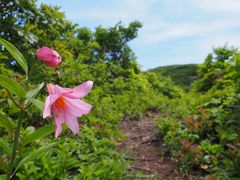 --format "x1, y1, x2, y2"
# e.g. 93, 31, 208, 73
36, 46, 62, 68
